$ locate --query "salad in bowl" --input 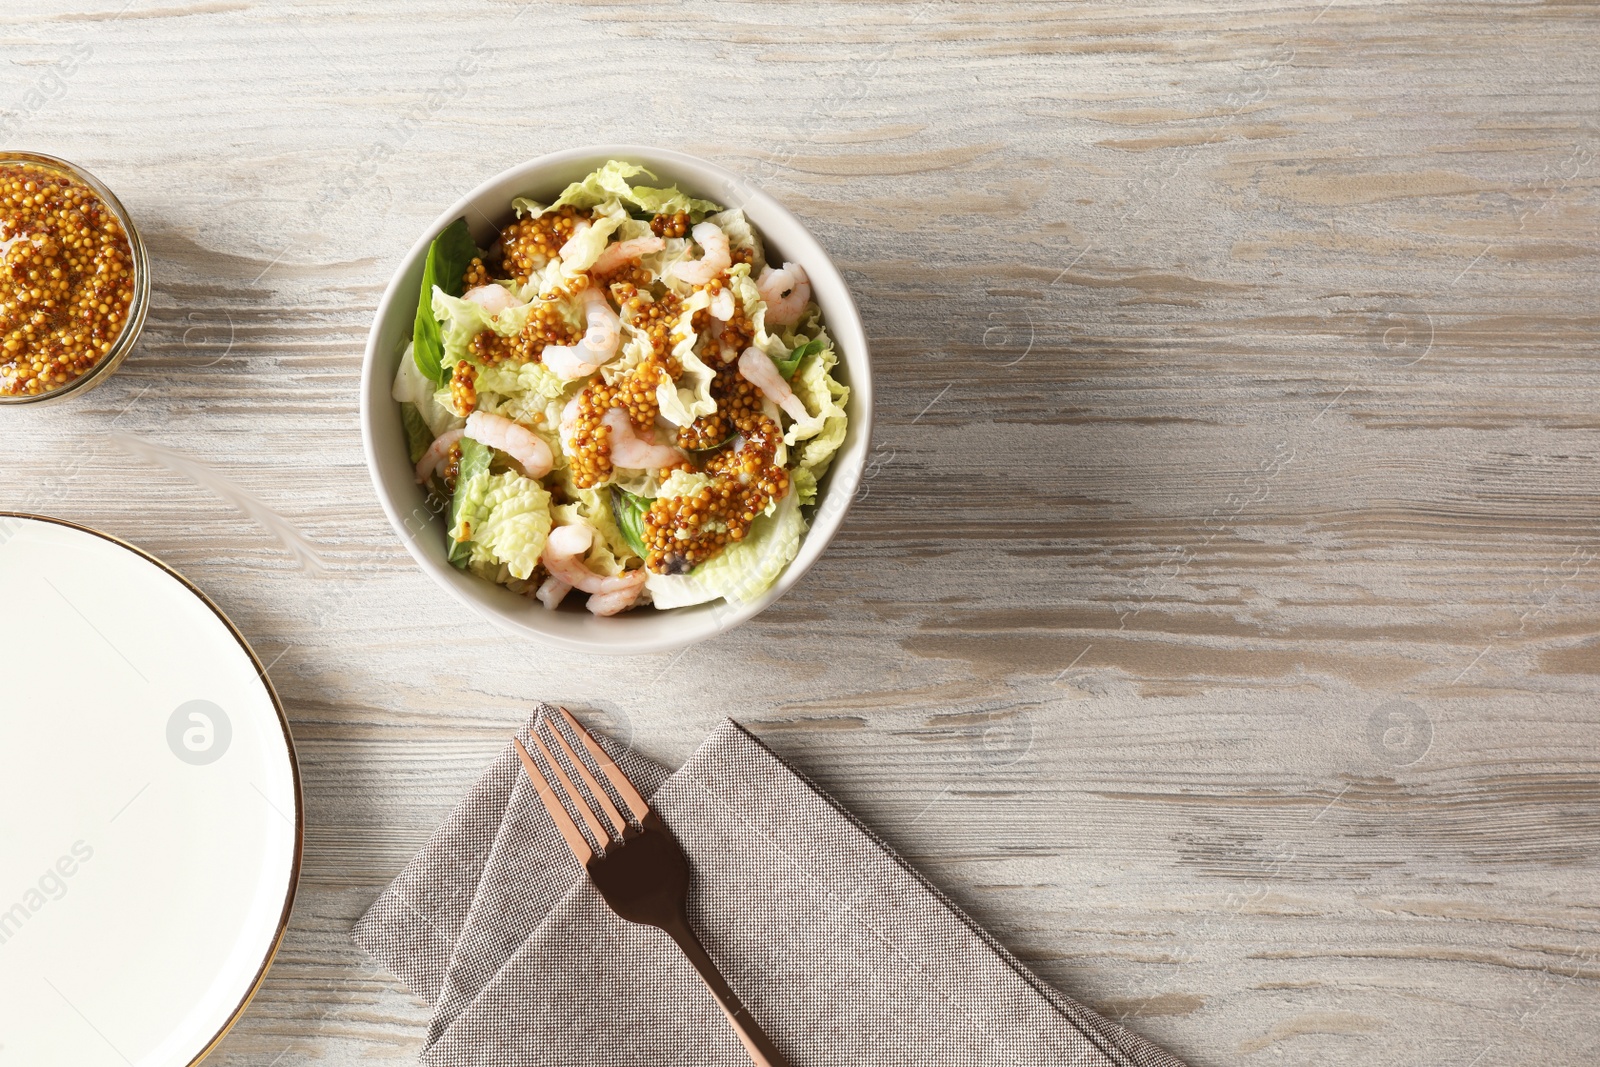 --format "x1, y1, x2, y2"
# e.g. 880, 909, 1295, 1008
391, 160, 850, 617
